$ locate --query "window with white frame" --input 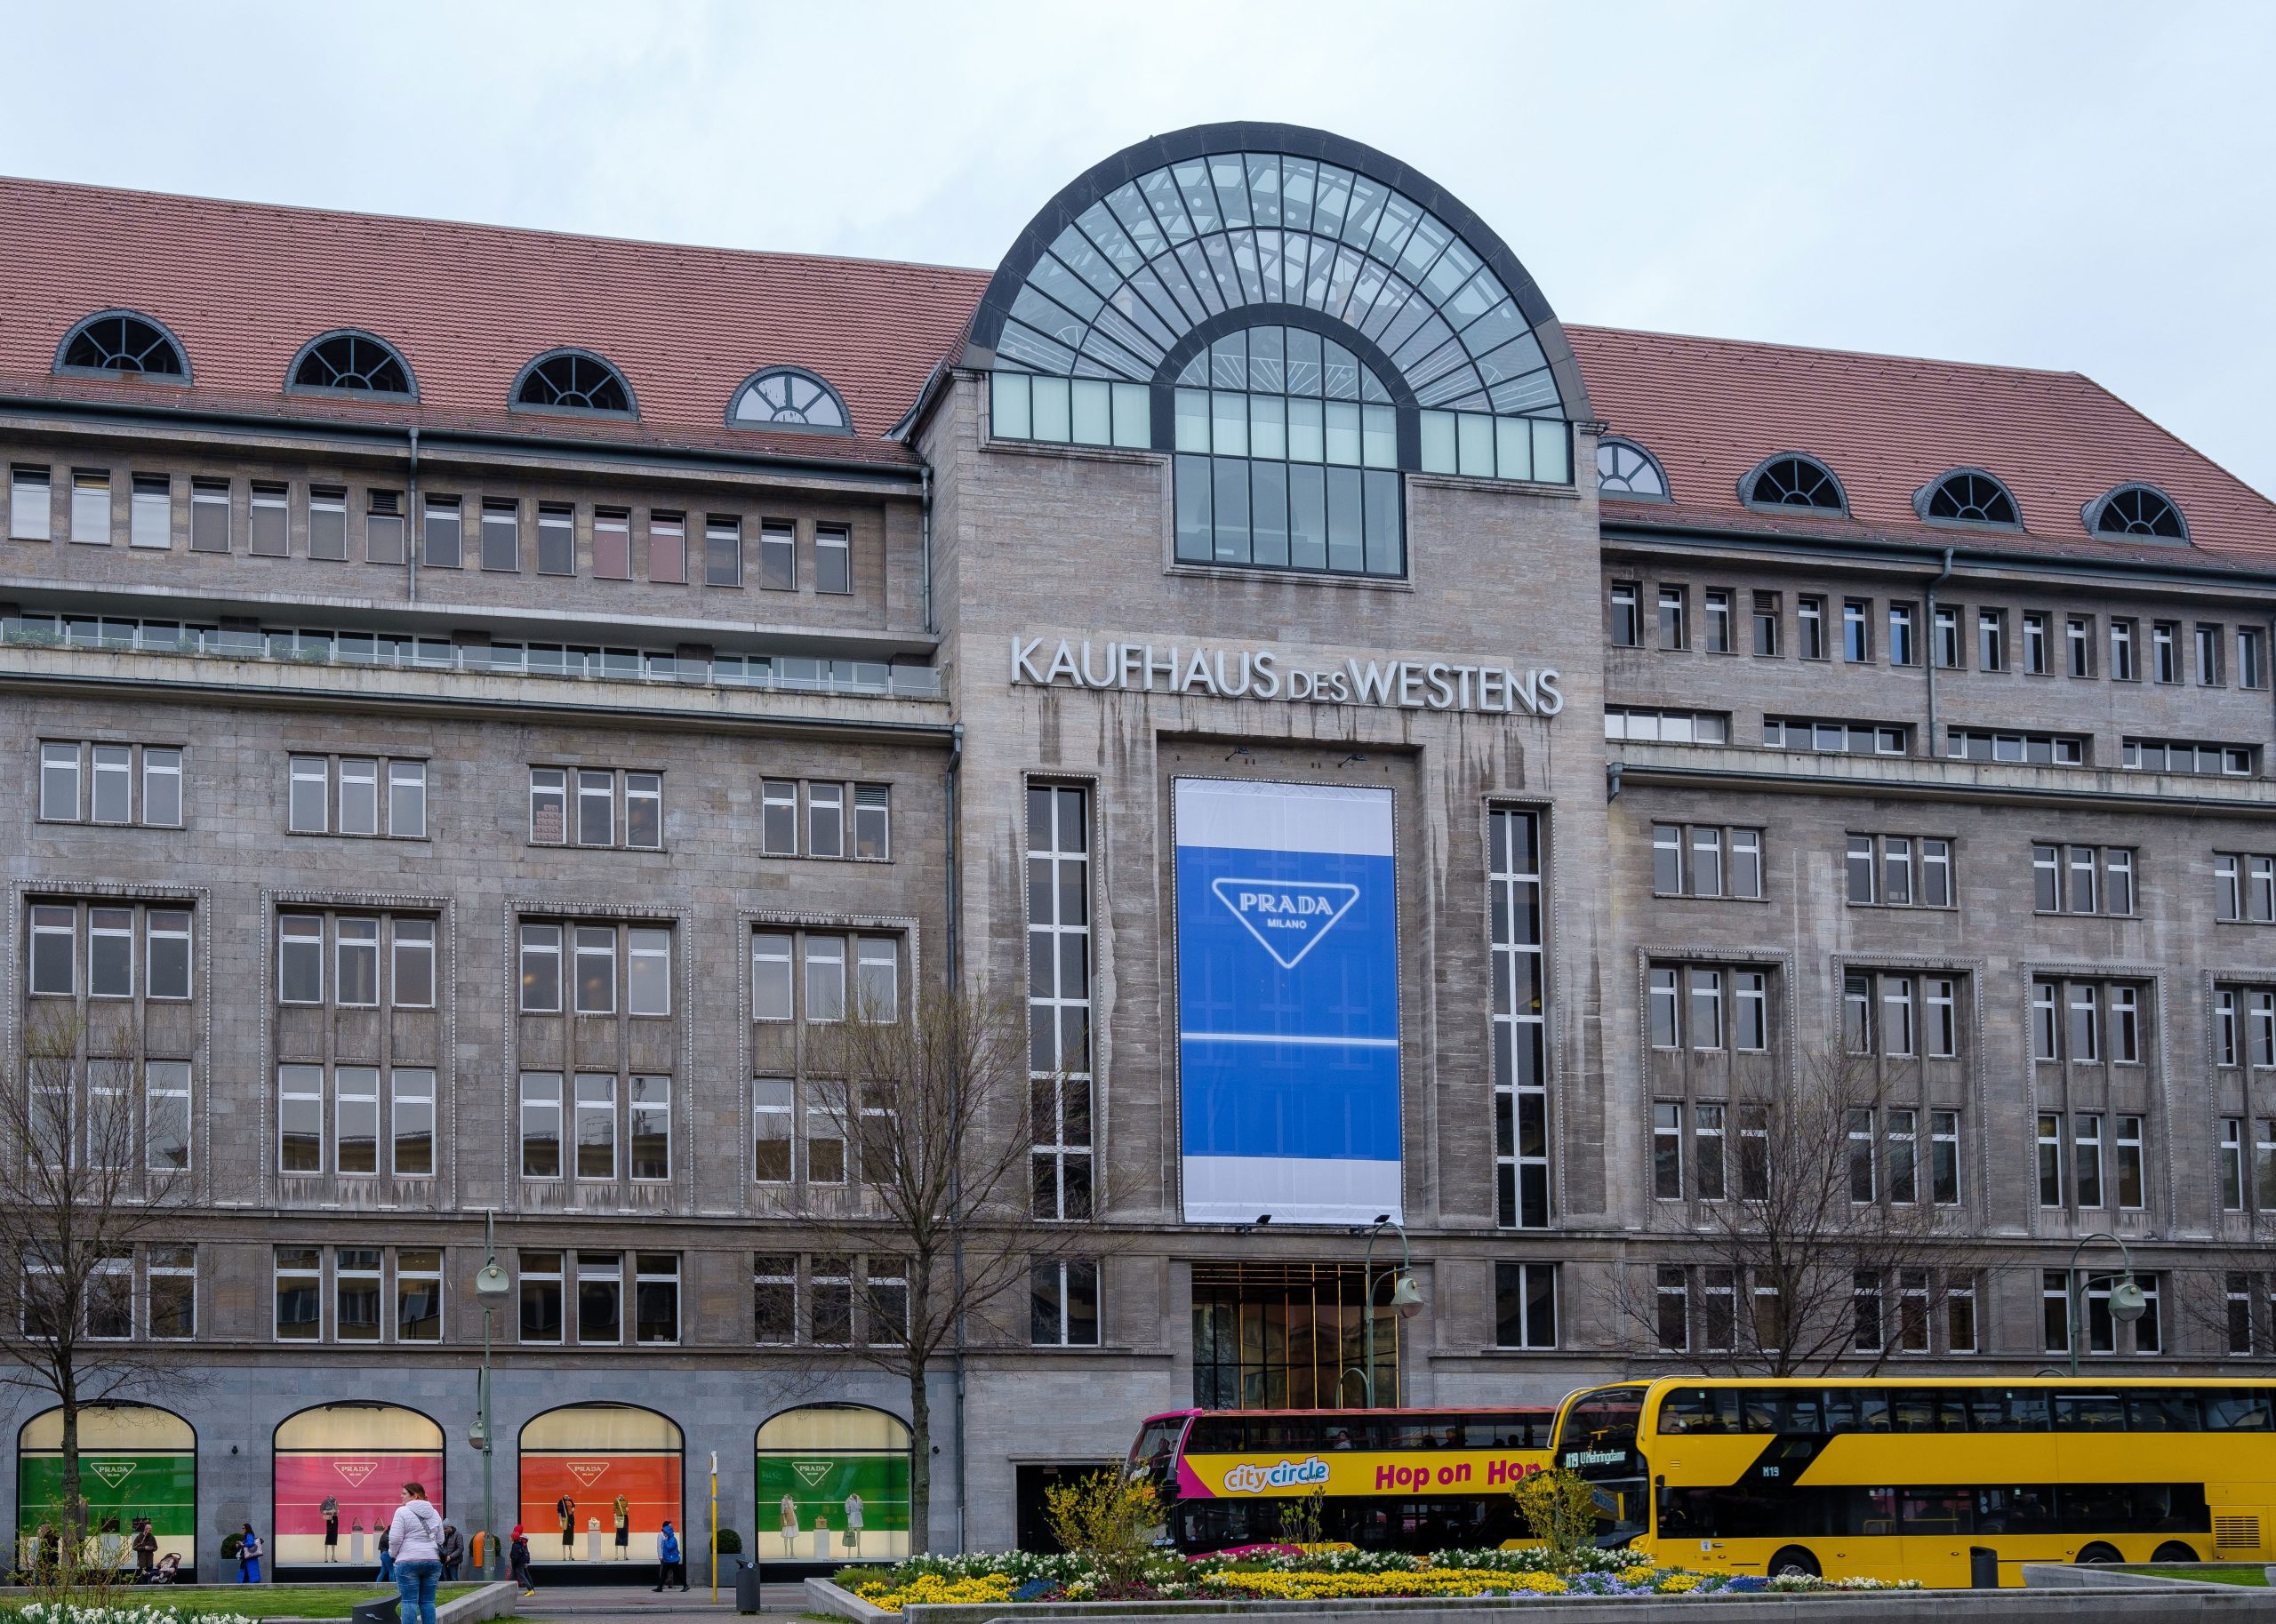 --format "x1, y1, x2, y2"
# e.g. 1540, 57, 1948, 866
39, 741, 183, 827
287, 754, 425, 838
1844, 835, 1954, 908
2216, 853, 2276, 924
1491, 810, 1551, 1227
1029, 784, 1094, 1221
528, 766, 662, 850
1030, 1258, 1101, 1347
2032, 844, 2135, 916
1493, 1261, 1558, 1349
1650, 823, 1764, 900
